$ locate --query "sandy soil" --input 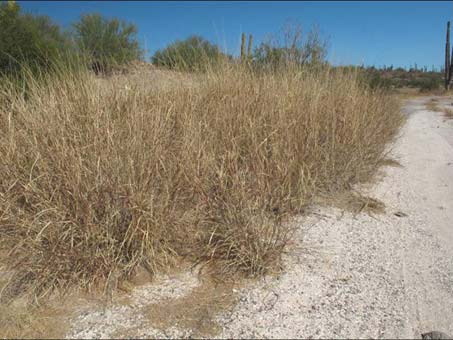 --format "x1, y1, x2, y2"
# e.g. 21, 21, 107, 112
66, 96, 453, 339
